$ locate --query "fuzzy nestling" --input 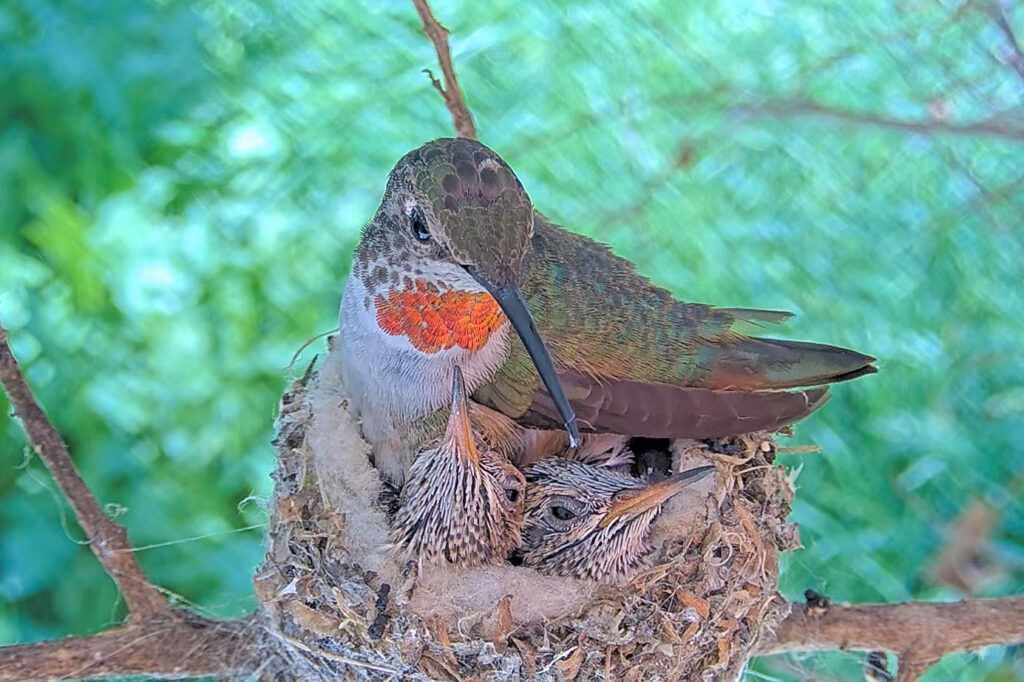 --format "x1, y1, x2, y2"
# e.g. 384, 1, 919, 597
390, 367, 525, 568
519, 458, 714, 581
